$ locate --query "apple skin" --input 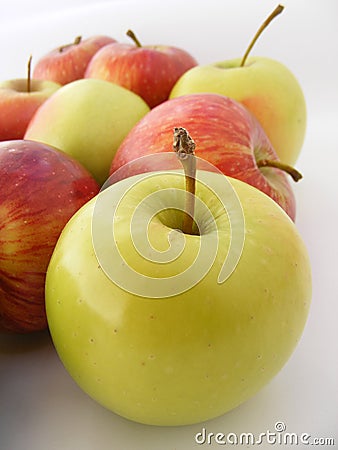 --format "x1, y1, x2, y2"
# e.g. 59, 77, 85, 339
170, 57, 307, 165
24, 79, 150, 185
85, 41, 198, 108
111, 93, 297, 220
0, 140, 100, 333
0, 78, 60, 141
45, 169, 311, 426
33, 35, 116, 85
